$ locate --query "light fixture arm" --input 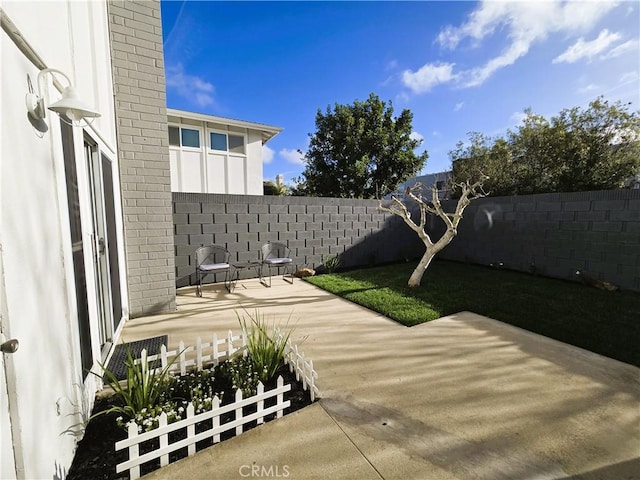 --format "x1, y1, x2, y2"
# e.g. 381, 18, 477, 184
25, 67, 101, 132
34, 68, 73, 119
